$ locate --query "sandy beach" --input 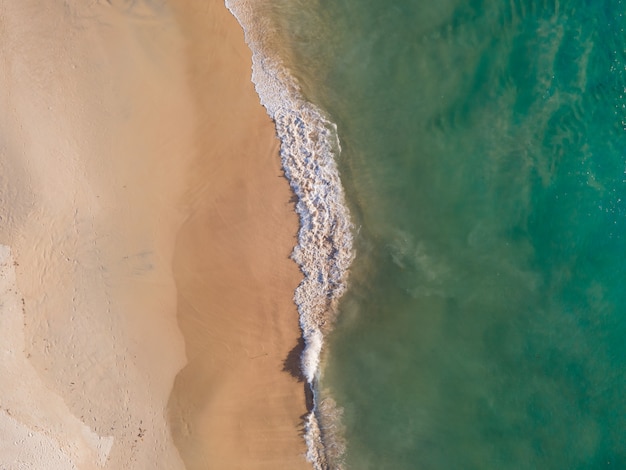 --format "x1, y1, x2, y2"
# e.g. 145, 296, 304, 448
166, 1, 310, 468
0, 0, 308, 468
